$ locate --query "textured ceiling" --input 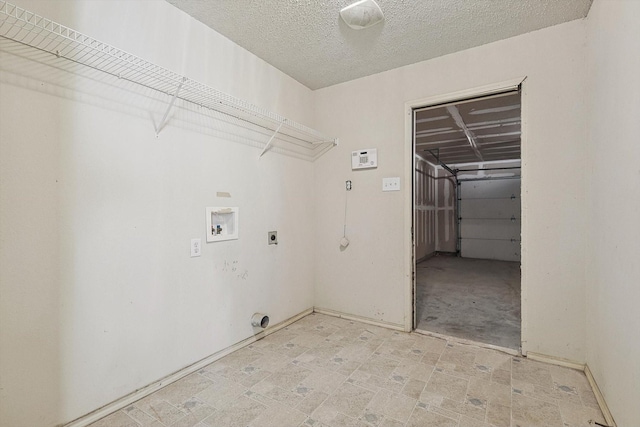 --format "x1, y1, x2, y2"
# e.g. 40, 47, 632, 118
165, 0, 592, 90
416, 92, 521, 165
